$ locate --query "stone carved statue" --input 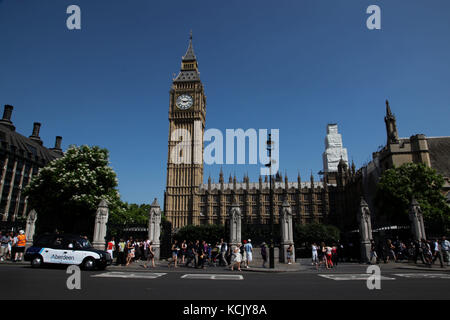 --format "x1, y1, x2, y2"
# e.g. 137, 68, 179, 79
92, 200, 109, 250
148, 198, 162, 260
25, 209, 37, 247
229, 200, 242, 248
357, 197, 372, 263
280, 199, 294, 263
409, 198, 426, 241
